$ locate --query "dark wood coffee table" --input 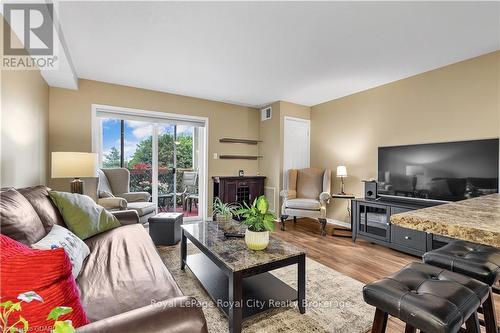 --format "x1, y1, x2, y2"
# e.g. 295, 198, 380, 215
181, 221, 306, 333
